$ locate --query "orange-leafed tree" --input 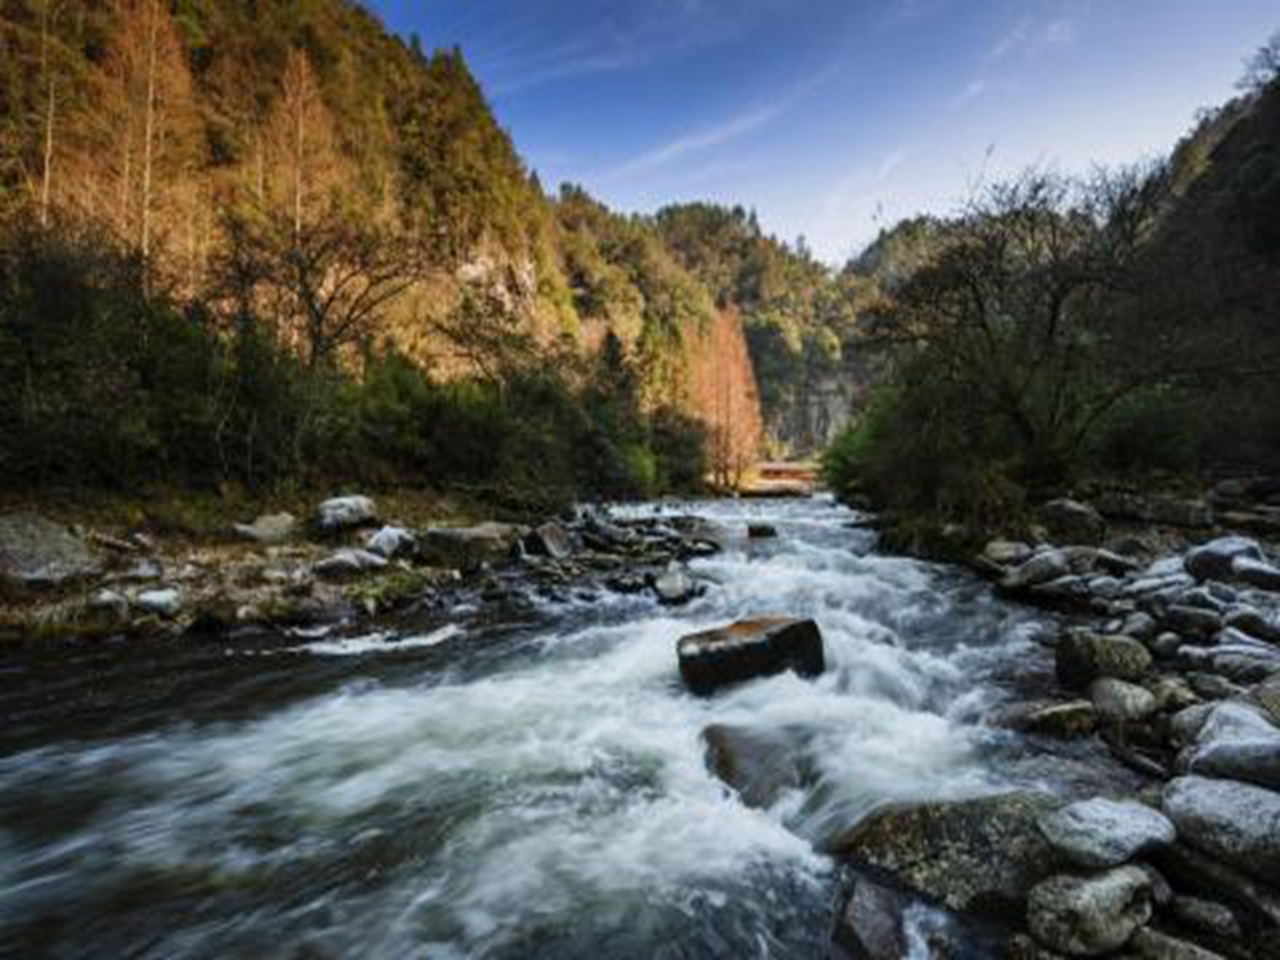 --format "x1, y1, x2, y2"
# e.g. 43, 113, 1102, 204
687, 308, 764, 489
